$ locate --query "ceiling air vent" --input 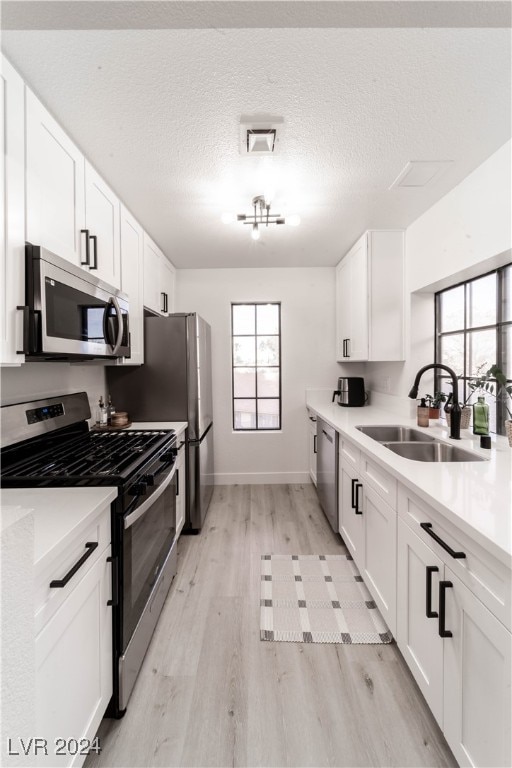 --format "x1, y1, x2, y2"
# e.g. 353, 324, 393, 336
390, 160, 453, 189
240, 116, 283, 155
247, 129, 276, 154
